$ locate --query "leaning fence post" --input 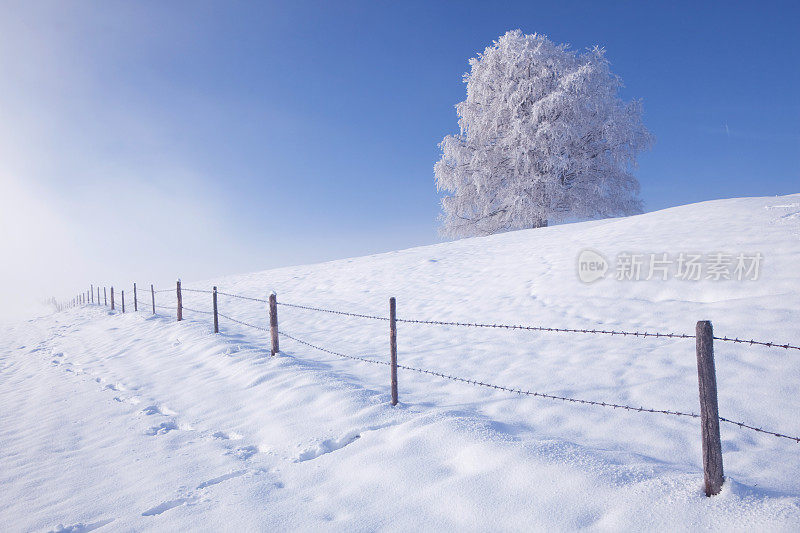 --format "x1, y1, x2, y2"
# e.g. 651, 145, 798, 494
696, 320, 724, 496
269, 292, 279, 355
176, 279, 182, 322
121, 290, 125, 313
151, 284, 155, 314
389, 296, 398, 406
134, 283, 138, 312
212, 286, 219, 333
110, 287, 115, 310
